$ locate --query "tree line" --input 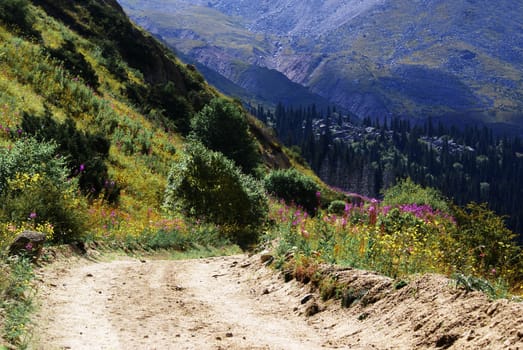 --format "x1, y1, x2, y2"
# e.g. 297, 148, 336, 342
250, 103, 523, 241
